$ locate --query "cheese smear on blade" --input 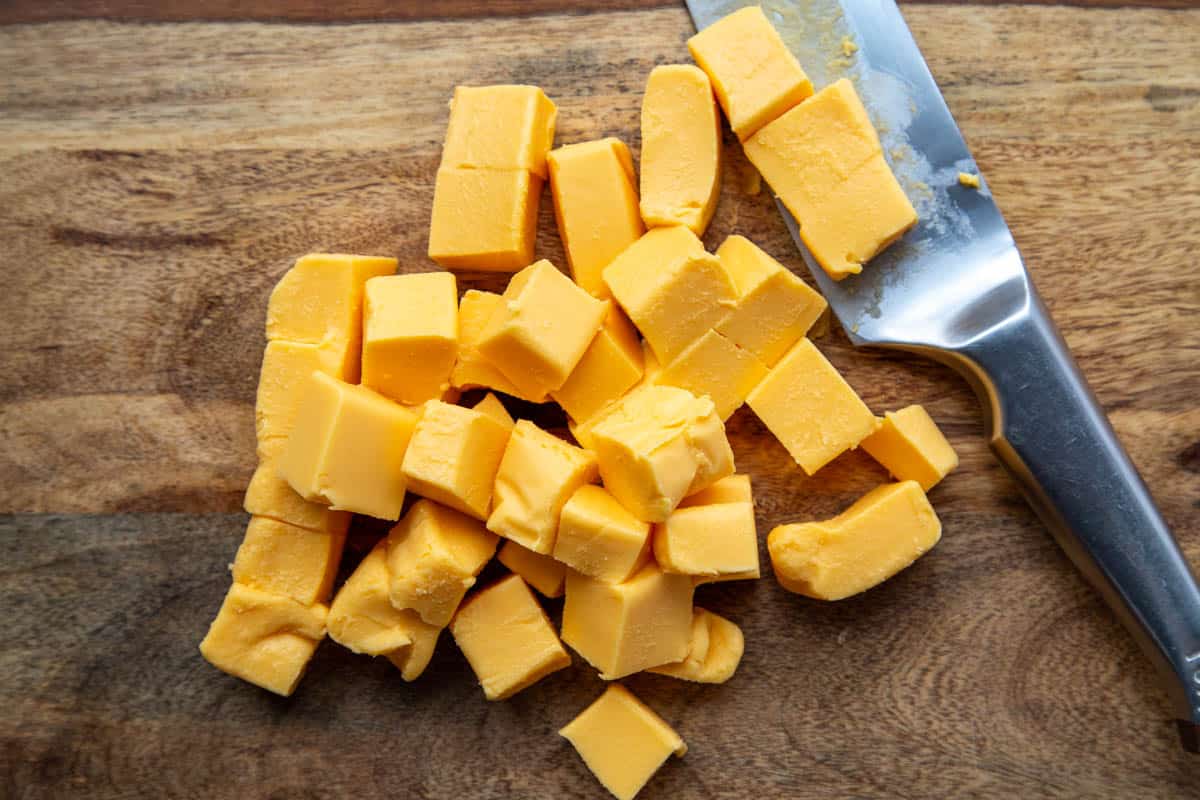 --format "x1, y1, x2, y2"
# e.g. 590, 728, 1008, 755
687, 5, 813, 140
560, 684, 686, 800
746, 338, 877, 476
361, 272, 458, 406
860, 405, 959, 491
768, 481, 942, 600
743, 79, 916, 279
548, 138, 644, 297
279, 372, 418, 521
450, 574, 571, 700
639, 64, 721, 236
199, 583, 328, 697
